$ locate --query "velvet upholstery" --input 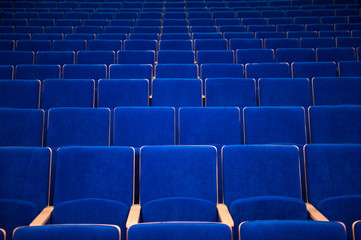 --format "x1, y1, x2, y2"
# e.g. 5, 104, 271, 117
244, 107, 307, 144
0, 65, 13, 79
113, 107, 175, 147
236, 49, 275, 65
152, 79, 202, 107
0, 80, 40, 109
0, 40, 14, 51
205, 78, 256, 108
155, 64, 198, 78
65, 34, 96, 40
264, 38, 300, 49
339, 61, 361, 77
77, 51, 115, 65
300, 37, 336, 48
140, 146, 218, 222
98, 79, 149, 108
158, 50, 195, 64
36, 51, 75, 65
292, 62, 337, 79
63, 64, 107, 80
109, 64, 153, 80
0, 51, 34, 65
229, 39, 263, 50
15, 64, 60, 80
124, 40, 158, 51
354, 221, 361, 240
201, 64, 244, 80
308, 106, 361, 143
240, 220, 346, 240
276, 48, 316, 63
194, 39, 227, 51
16, 40, 51, 51
305, 144, 361, 240
0, 229, 4, 240
312, 77, 361, 105
159, 40, 193, 50
13, 225, 120, 240
52, 40, 87, 51
0, 147, 51, 240
259, 78, 311, 108
117, 50, 155, 66
246, 63, 290, 79
53, 146, 133, 239
0, 108, 44, 147
197, 50, 234, 64
128, 222, 231, 240
47, 108, 110, 148
317, 47, 356, 63
41, 79, 95, 110
88, 40, 122, 51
